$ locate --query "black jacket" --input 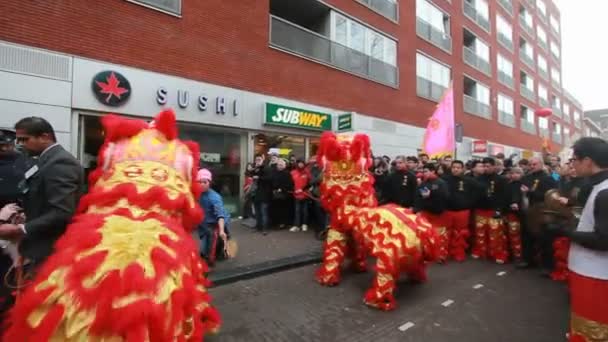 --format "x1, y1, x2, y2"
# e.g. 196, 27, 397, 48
21, 145, 84, 263
271, 169, 294, 198
415, 177, 449, 214
507, 180, 524, 214
382, 169, 417, 208
445, 174, 481, 211
522, 170, 557, 206
251, 164, 273, 203
476, 173, 509, 211
0, 152, 30, 208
